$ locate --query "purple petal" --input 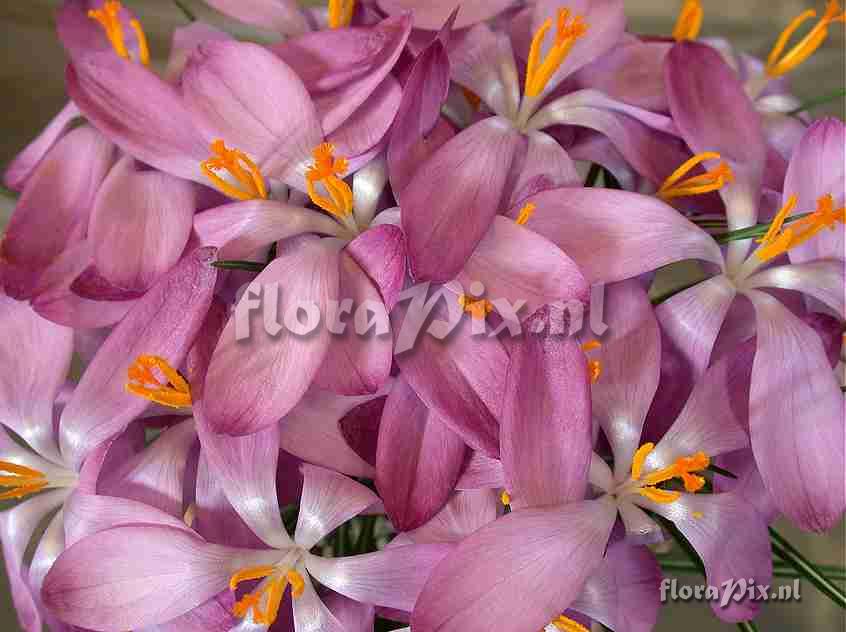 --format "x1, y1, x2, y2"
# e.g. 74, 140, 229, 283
26, 508, 66, 626
402, 117, 522, 282
458, 216, 589, 318
305, 543, 452, 612
98, 419, 198, 517
89, 156, 196, 290
3, 101, 80, 191
164, 22, 233, 81
745, 260, 845, 319
403, 489, 499, 544
42, 525, 273, 630
378, 0, 513, 30
456, 452, 505, 490
520, 187, 723, 284
193, 200, 344, 260
295, 464, 380, 548
323, 591, 376, 632
59, 248, 218, 470
202, 0, 309, 35
292, 571, 346, 632
376, 378, 467, 531
279, 388, 380, 478
66, 54, 208, 182
746, 289, 845, 532
508, 131, 580, 205
411, 499, 617, 632
782, 117, 845, 263
203, 238, 339, 435
587, 281, 661, 480
1, 126, 115, 300
345, 224, 407, 311
501, 308, 591, 508
0, 295, 72, 463
666, 42, 766, 231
